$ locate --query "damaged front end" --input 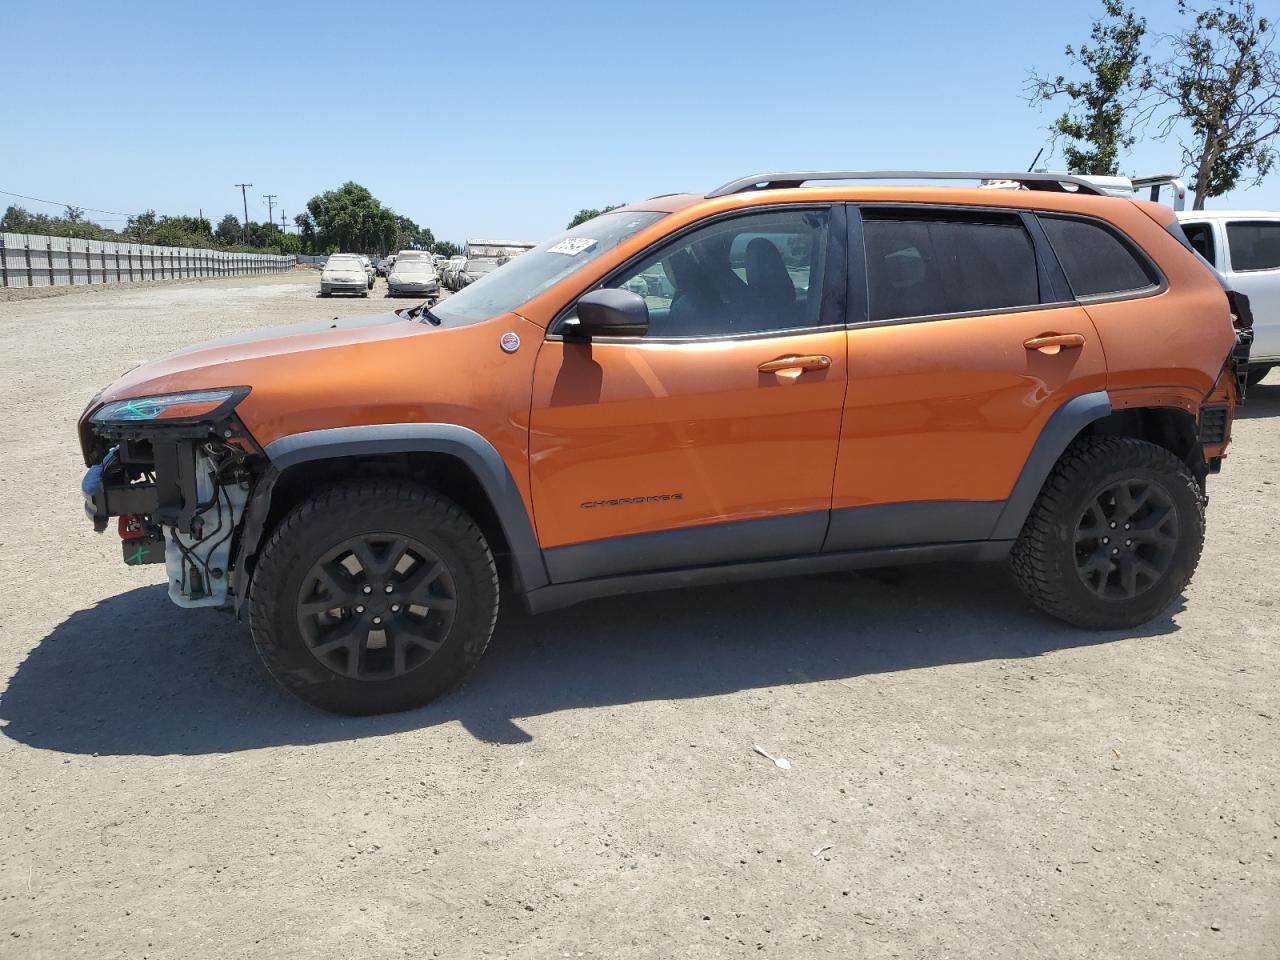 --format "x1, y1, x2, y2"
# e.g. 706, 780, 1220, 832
79, 388, 259, 609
